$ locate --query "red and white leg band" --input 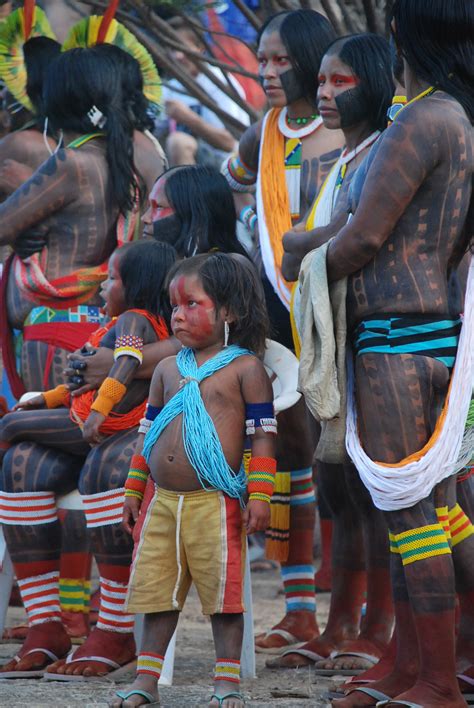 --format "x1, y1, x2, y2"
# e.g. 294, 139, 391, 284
0, 491, 57, 525
96, 577, 135, 633
81, 488, 125, 528
17, 571, 61, 626
214, 658, 240, 684
137, 652, 164, 679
